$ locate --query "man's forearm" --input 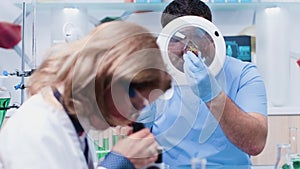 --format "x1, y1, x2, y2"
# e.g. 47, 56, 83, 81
206, 92, 268, 155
